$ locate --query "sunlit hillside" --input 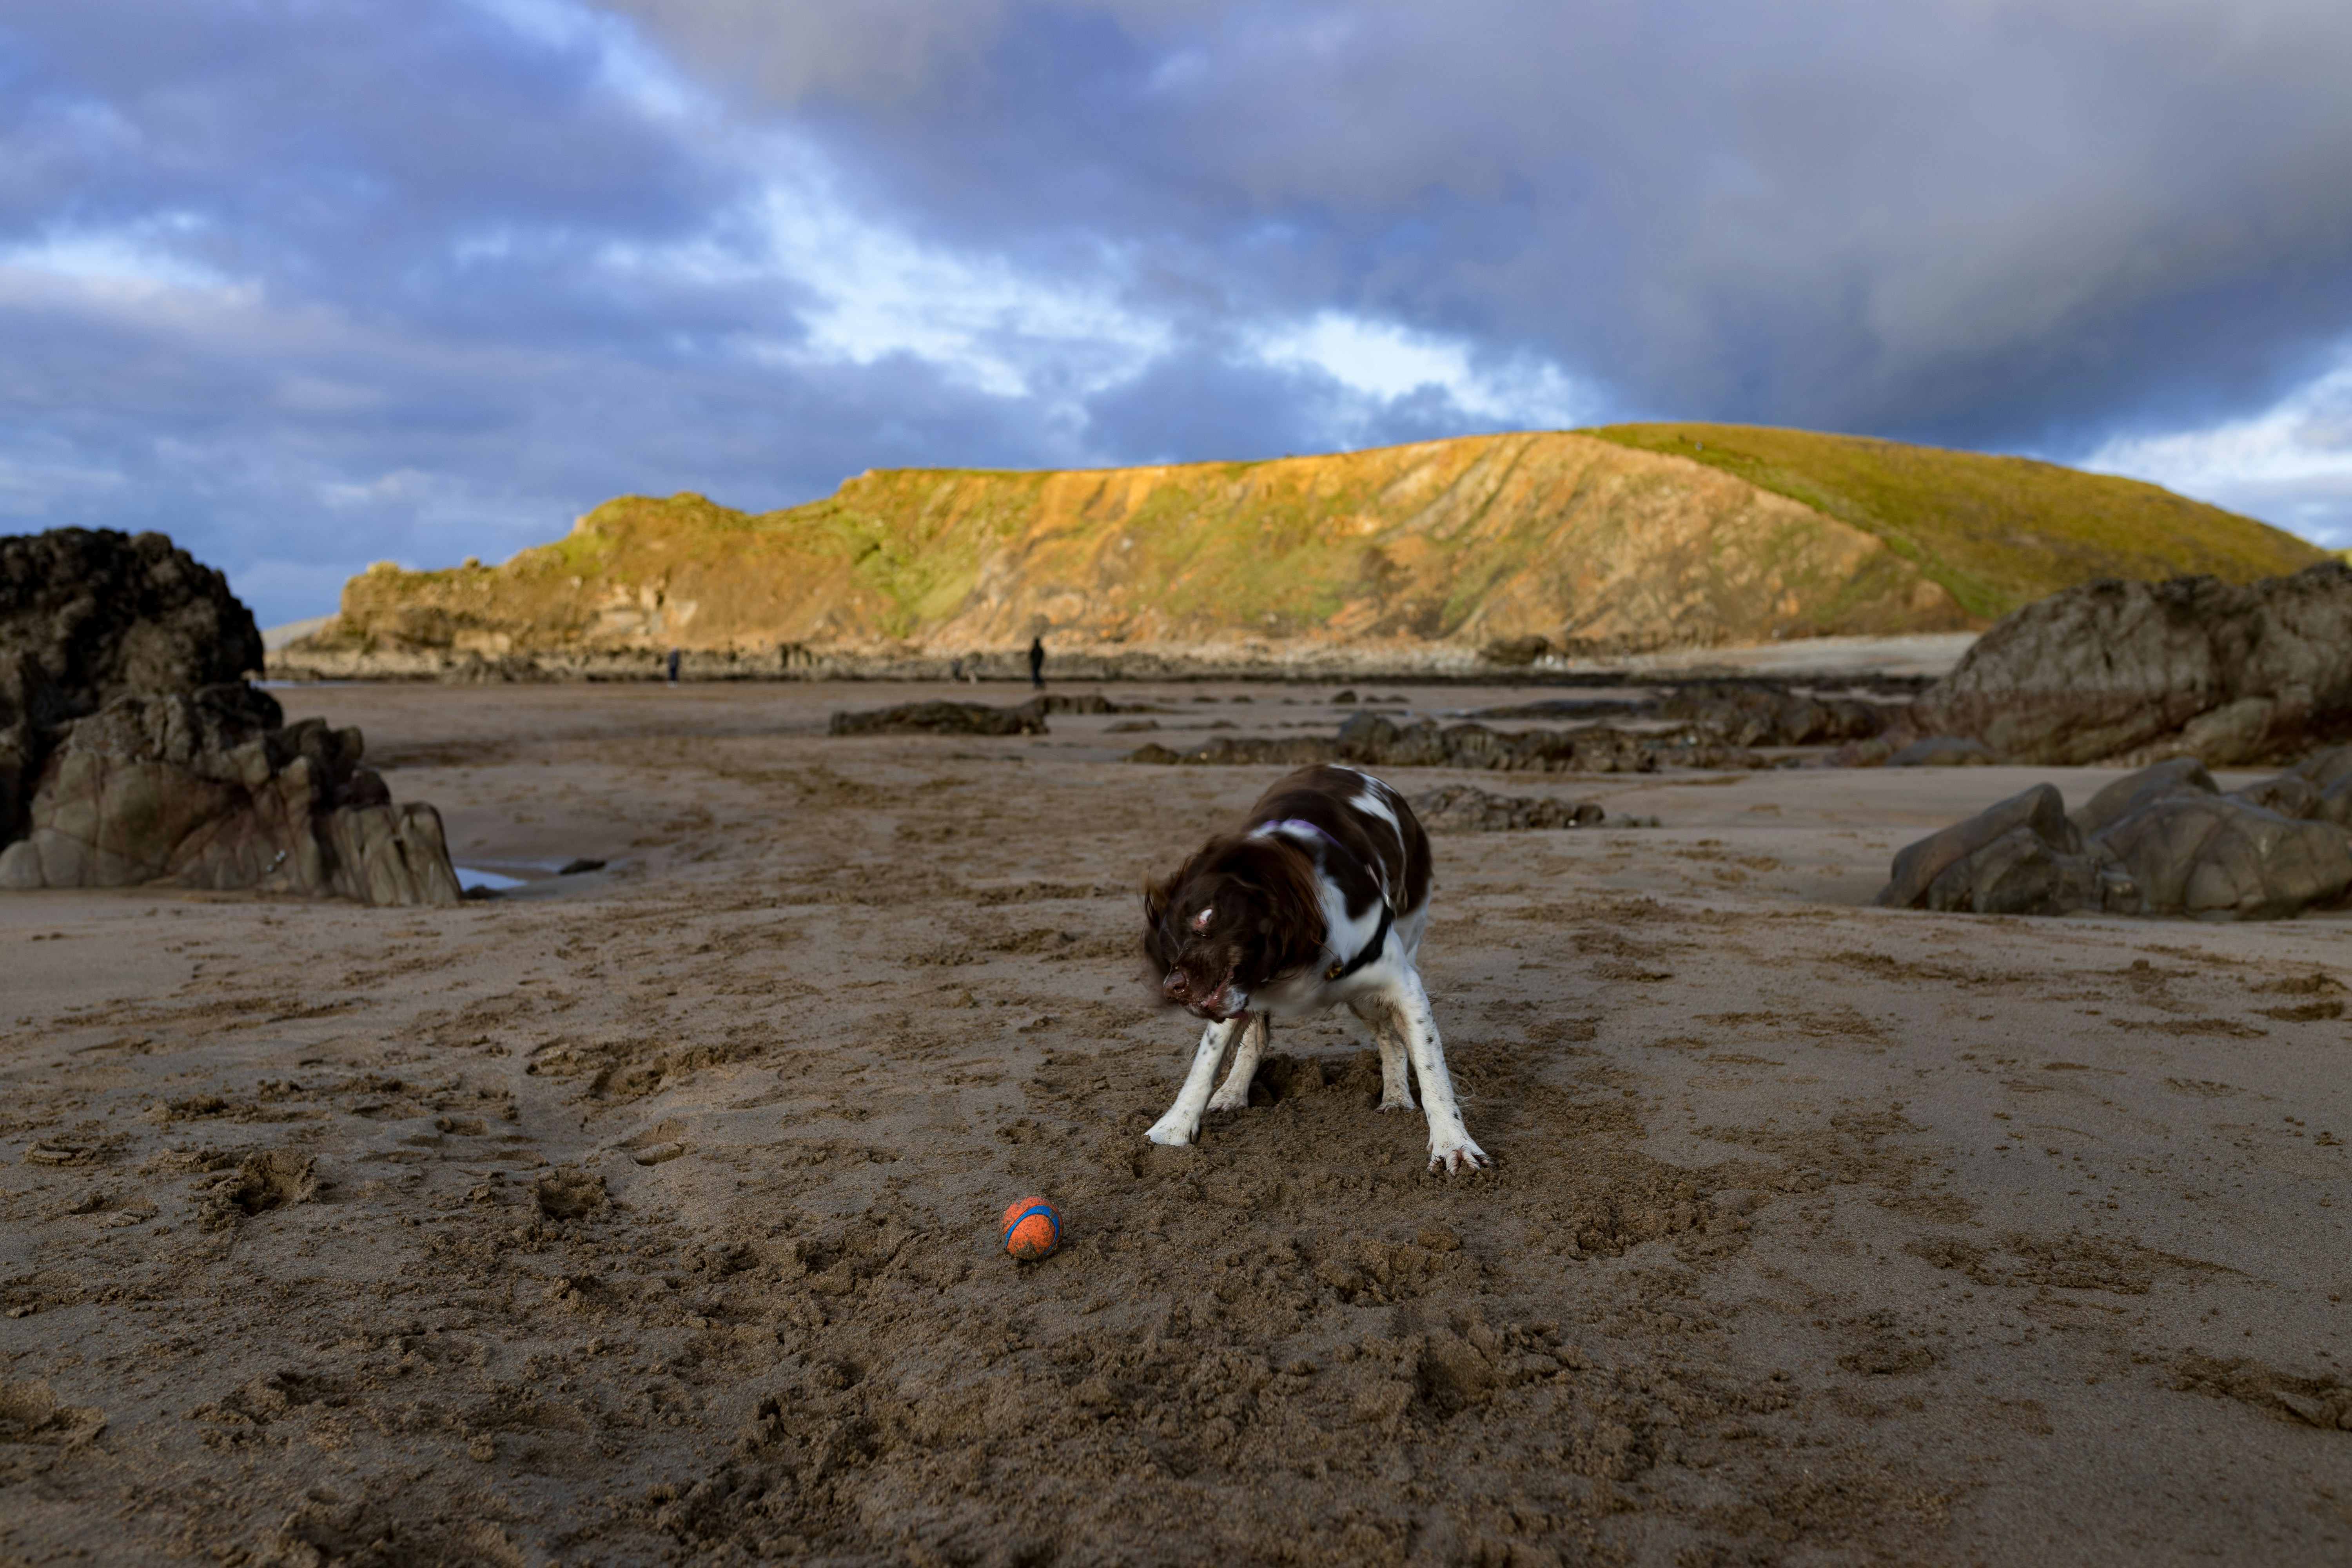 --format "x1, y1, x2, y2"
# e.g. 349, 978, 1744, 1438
303, 427, 2320, 662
